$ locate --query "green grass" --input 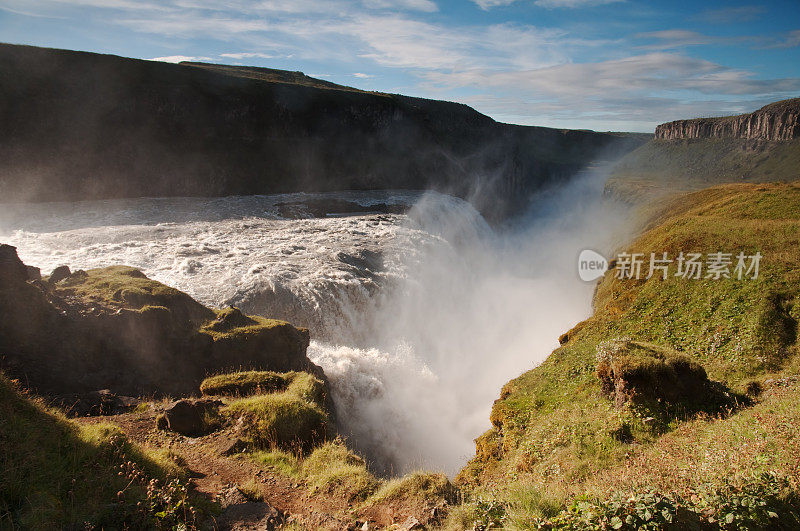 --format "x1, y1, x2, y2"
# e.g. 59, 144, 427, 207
56, 265, 214, 324
201, 370, 289, 397
302, 440, 381, 503
199, 309, 294, 341
365, 471, 456, 506
226, 393, 327, 453
0, 373, 190, 528
237, 478, 265, 502
457, 182, 800, 527
220, 370, 329, 452
248, 449, 302, 478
